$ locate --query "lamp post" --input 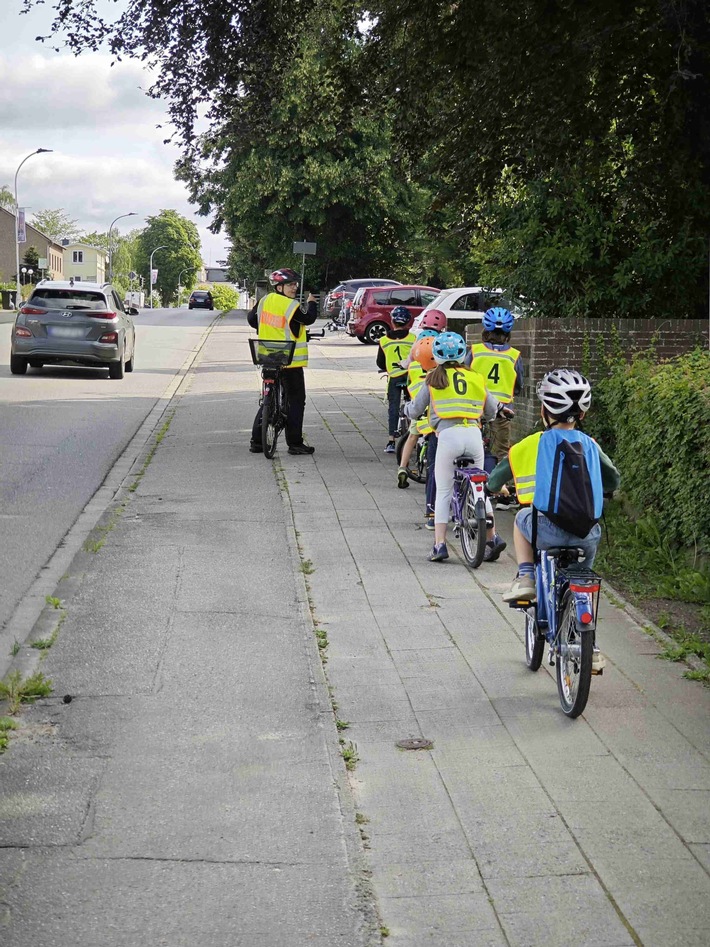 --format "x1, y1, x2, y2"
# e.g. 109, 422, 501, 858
177, 266, 195, 306
14, 148, 53, 309
149, 245, 168, 309
20, 267, 26, 286
107, 212, 137, 282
